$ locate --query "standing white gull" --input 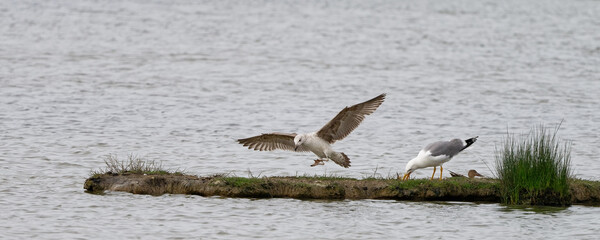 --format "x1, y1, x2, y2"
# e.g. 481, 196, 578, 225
401, 136, 478, 180
238, 93, 386, 168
